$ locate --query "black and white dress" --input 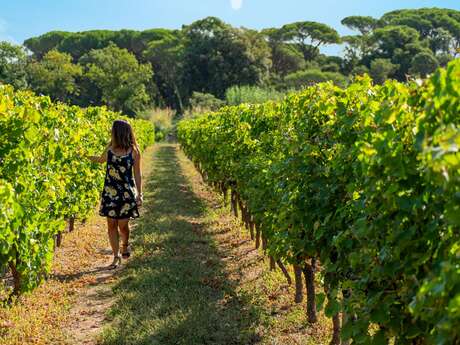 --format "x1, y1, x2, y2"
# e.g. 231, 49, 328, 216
99, 148, 140, 219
